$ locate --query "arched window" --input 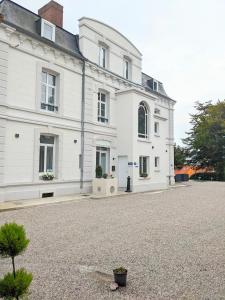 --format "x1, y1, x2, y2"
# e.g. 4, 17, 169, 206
138, 101, 149, 139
